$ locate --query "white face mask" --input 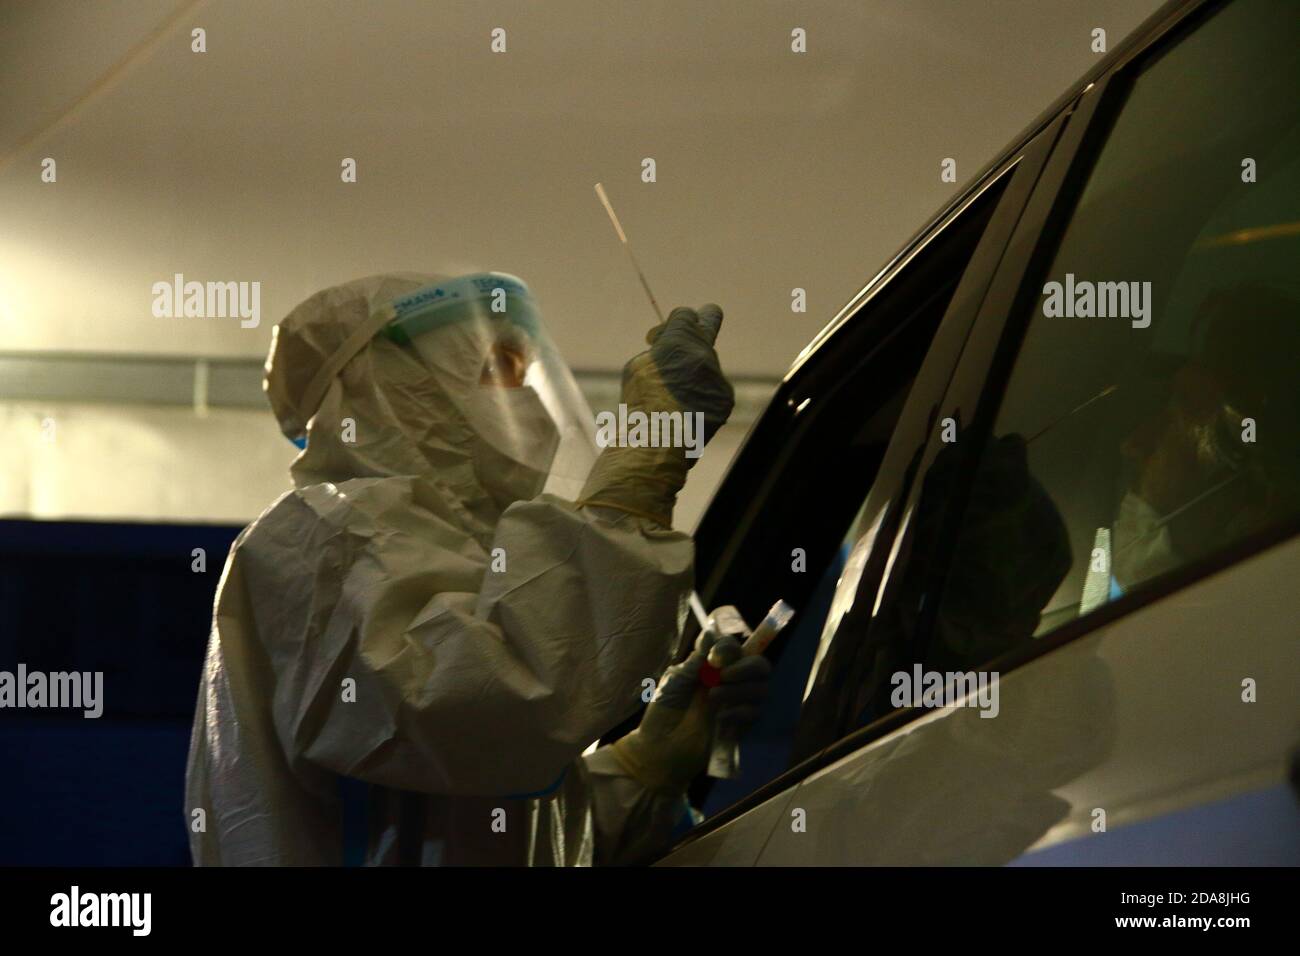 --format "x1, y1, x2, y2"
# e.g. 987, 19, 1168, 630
1112, 491, 1181, 589
462, 386, 559, 509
